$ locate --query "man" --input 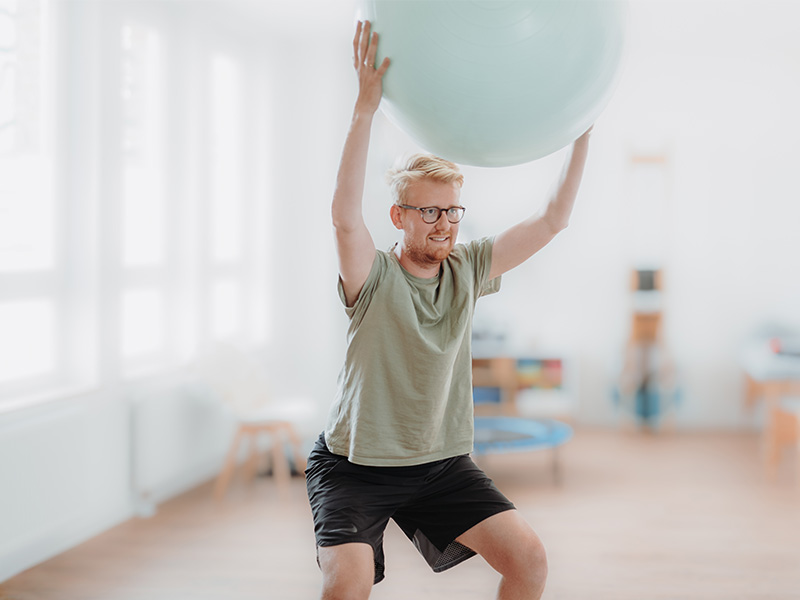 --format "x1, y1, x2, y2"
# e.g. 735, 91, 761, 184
305, 21, 591, 600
